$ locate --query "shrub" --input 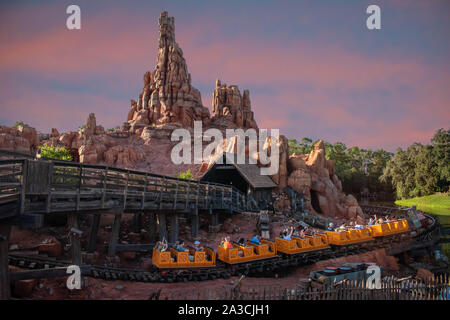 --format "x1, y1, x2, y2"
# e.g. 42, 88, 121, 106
176, 169, 193, 180
13, 121, 26, 127
39, 145, 73, 161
